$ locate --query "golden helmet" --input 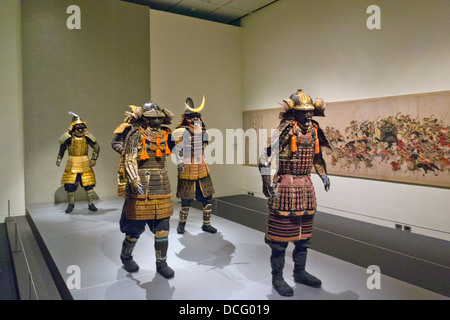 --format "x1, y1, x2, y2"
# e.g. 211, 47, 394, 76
68, 111, 87, 131
285, 89, 315, 111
